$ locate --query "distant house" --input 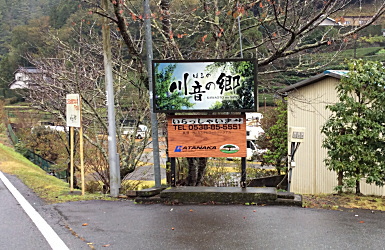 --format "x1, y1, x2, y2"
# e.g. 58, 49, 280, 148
279, 70, 385, 196
335, 16, 374, 26
319, 17, 341, 26
9, 67, 40, 89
